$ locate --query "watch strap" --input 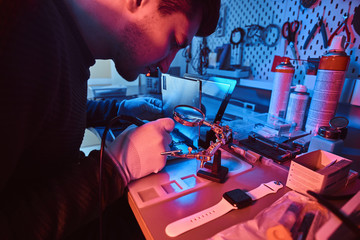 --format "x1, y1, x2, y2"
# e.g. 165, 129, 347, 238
165, 181, 283, 237
165, 198, 236, 237
246, 181, 283, 201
